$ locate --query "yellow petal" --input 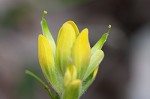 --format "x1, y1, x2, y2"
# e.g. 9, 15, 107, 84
72, 28, 91, 79
64, 65, 77, 87
67, 65, 77, 81
38, 34, 54, 76
62, 79, 81, 99
39, 34, 64, 93
57, 22, 76, 74
67, 21, 79, 36
64, 68, 72, 87
93, 66, 99, 79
